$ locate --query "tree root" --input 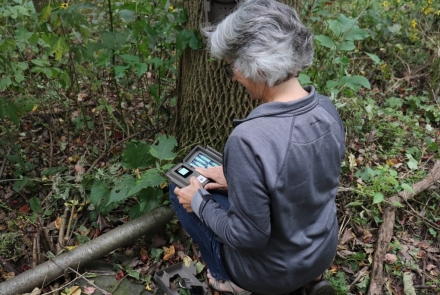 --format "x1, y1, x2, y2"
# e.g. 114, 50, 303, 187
0, 206, 174, 295
368, 161, 440, 295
